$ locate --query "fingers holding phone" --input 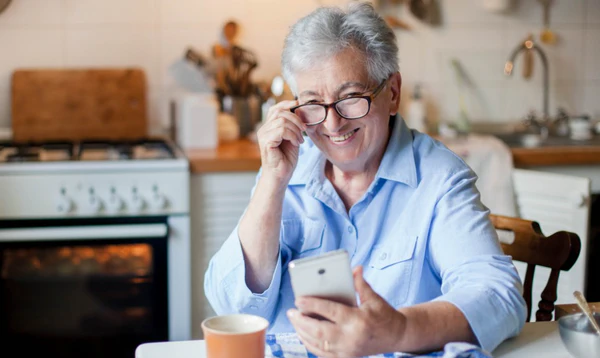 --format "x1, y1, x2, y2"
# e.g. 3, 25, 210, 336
288, 249, 357, 320
288, 260, 407, 357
